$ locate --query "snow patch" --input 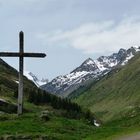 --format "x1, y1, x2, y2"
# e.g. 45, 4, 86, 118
95, 60, 107, 71
94, 120, 100, 127
121, 53, 134, 65
0, 98, 7, 103
86, 60, 95, 65
133, 46, 140, 52
24, 71, 48, 87
15, 80, 19, 84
